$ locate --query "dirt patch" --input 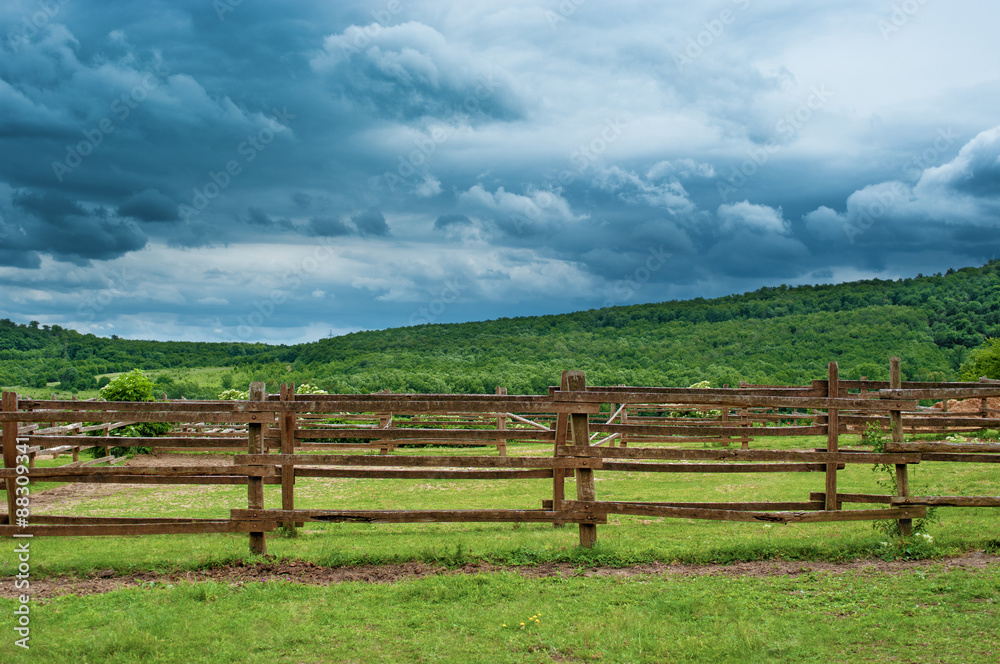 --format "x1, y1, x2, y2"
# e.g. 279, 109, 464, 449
24, 453, 236, 514
25, 481, 137, 514
122, 453, 235, 468
931, 397, 1000, 414
3, 553, 998, 600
